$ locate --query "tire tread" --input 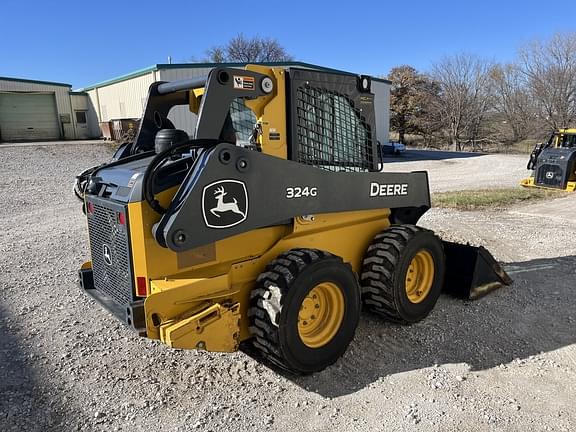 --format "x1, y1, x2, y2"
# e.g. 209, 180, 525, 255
248, 248, 335, 372
360, 224, 437, 323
